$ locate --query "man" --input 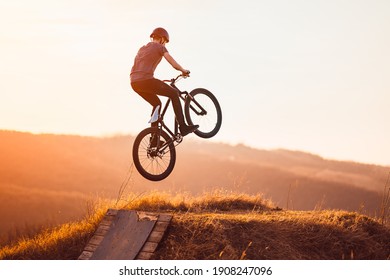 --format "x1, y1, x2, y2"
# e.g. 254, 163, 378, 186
130, 27, 199, 136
